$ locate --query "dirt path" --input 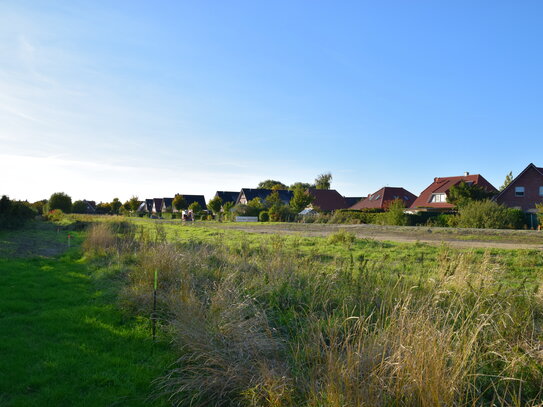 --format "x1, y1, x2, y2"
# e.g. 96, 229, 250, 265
204, 223, 543, 250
